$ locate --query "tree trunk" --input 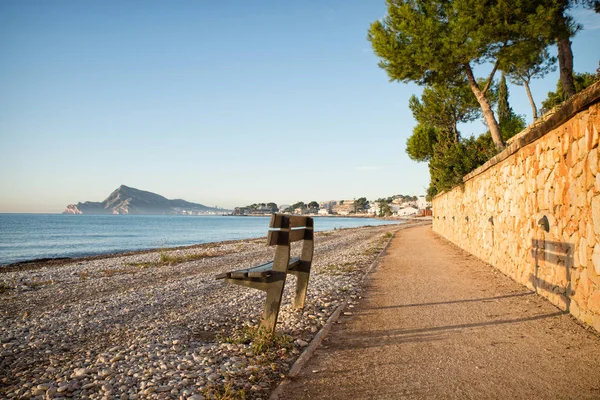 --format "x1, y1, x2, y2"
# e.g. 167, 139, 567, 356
557, 37, 576, 99
523, 79, 538, 121
464, 64, 505, 150
452, 121, 459, 143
